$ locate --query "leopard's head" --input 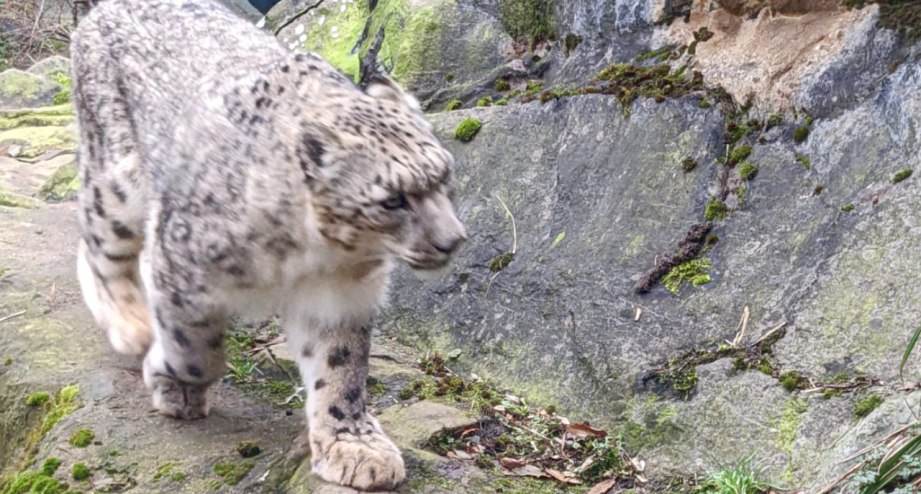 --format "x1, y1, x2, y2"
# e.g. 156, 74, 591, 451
300, 73, 466, 273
